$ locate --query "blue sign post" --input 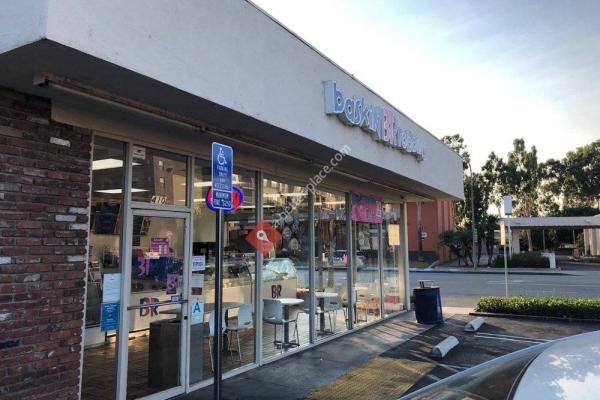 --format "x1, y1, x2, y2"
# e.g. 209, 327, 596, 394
211, 142, 233, 400
211, 142, 233, 209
